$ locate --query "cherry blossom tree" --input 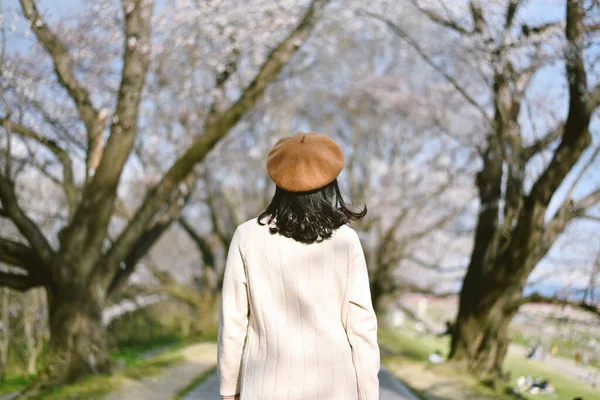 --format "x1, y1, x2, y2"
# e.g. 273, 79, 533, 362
0, 0, 330, 390
367, 0, 600, 377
